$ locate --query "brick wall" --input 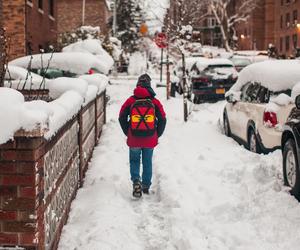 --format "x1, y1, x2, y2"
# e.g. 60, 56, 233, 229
0, 92, 106, 250
57, 0, 111, 36
2, 0, 26, 60
274, 0, 300, 57
26, 0, 58, 54
3, 0, 58, 60
236, 1, 267, 51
